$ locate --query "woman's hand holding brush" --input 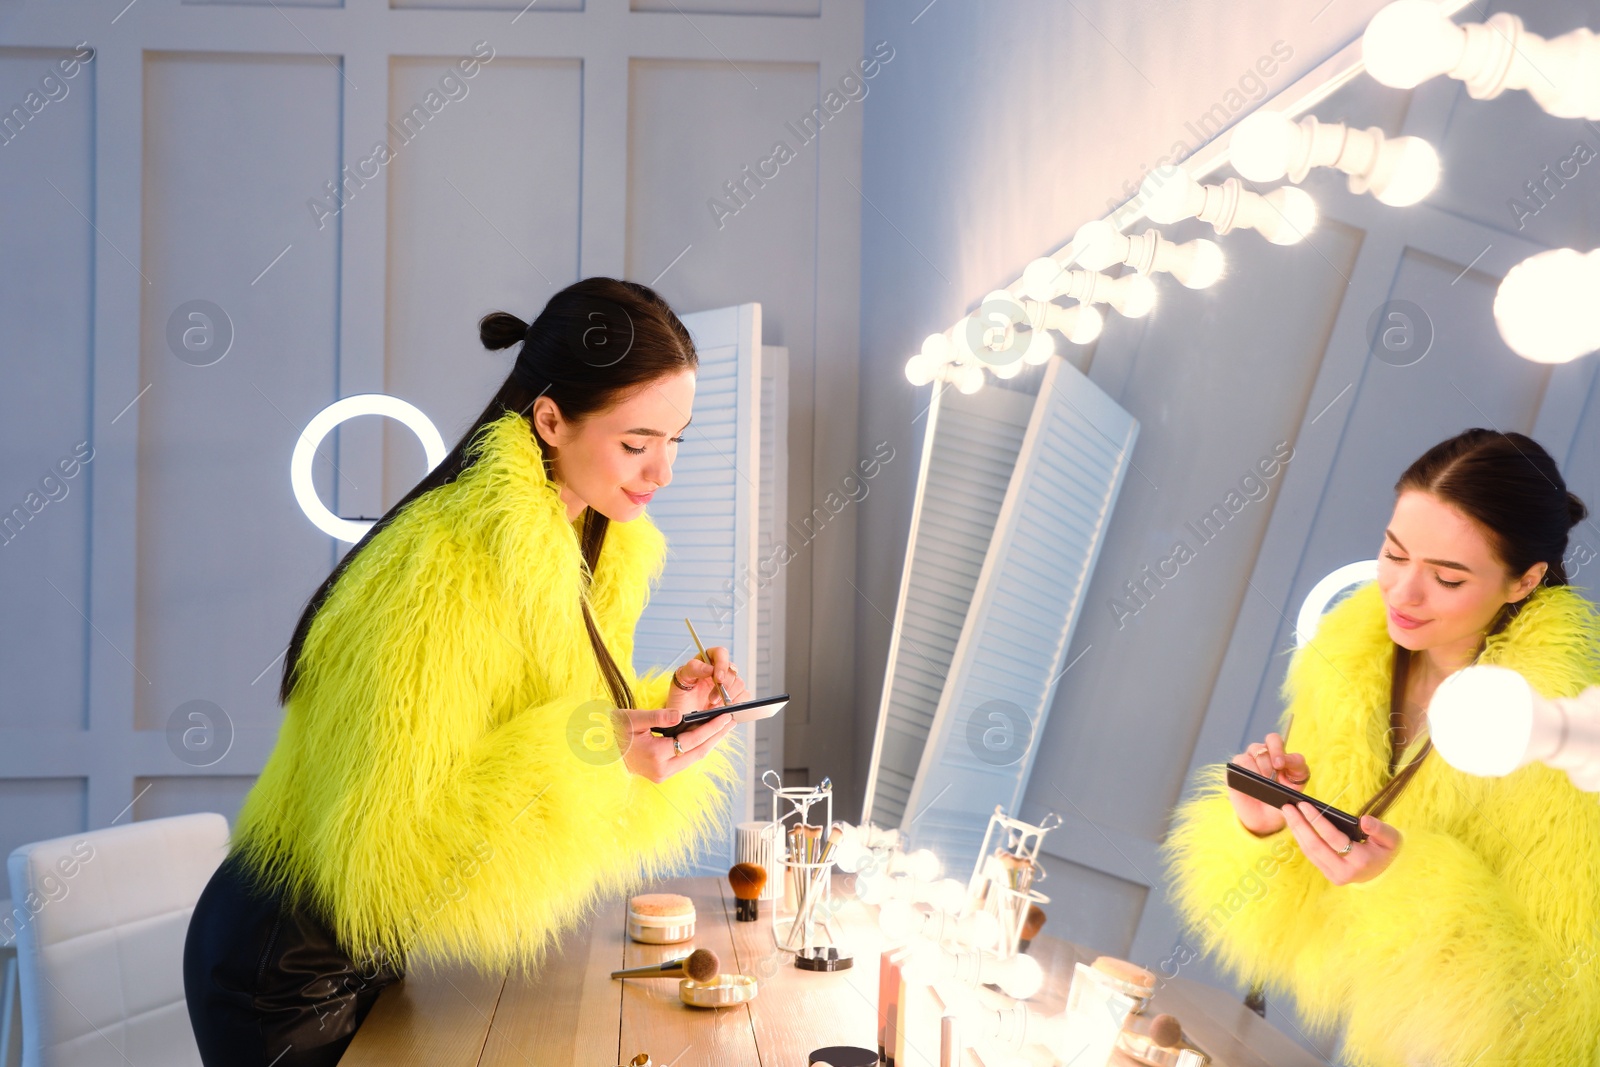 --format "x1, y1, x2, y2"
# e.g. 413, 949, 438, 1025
1227, 731, 1310, 836
664, 644, 750, 715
